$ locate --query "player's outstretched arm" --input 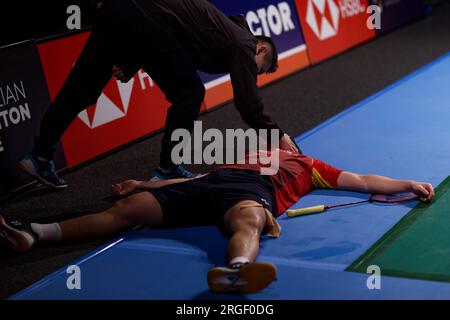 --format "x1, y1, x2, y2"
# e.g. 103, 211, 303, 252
337, 172, 435, 202
110, 179, 187, 197
111, 174, 209, 197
